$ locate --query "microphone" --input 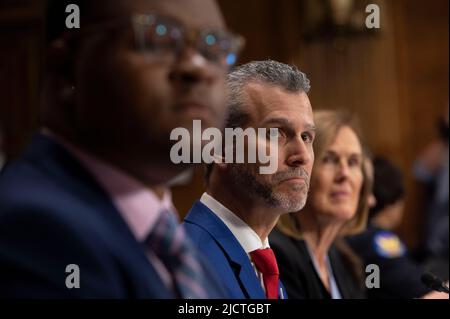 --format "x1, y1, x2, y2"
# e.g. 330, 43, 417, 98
421, 272, 449, 294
